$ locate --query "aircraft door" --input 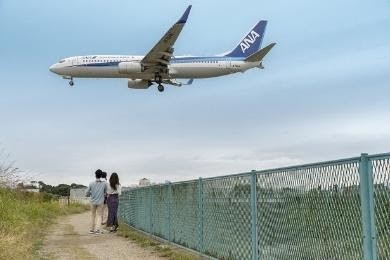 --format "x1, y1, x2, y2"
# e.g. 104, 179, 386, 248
71, 57, 79, 66
70, 57, 83, 76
